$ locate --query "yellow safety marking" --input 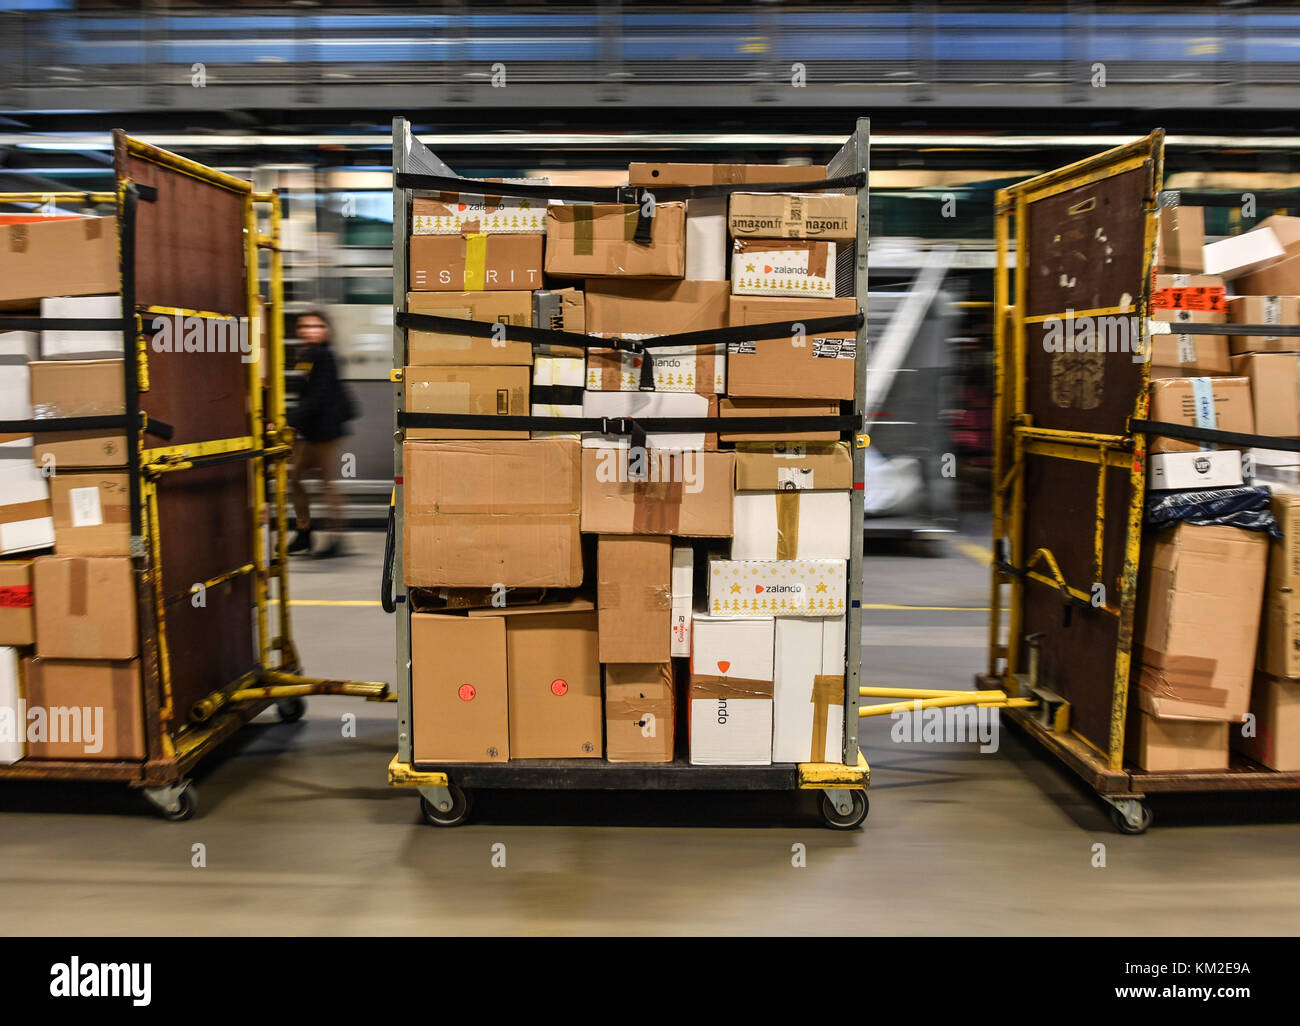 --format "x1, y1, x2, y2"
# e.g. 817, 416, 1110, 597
861, 602, 990, 612
952, 540, 992, 566
141, 304, 241, 322
1022, 304, 1135, 324
290, 599, 383, 607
